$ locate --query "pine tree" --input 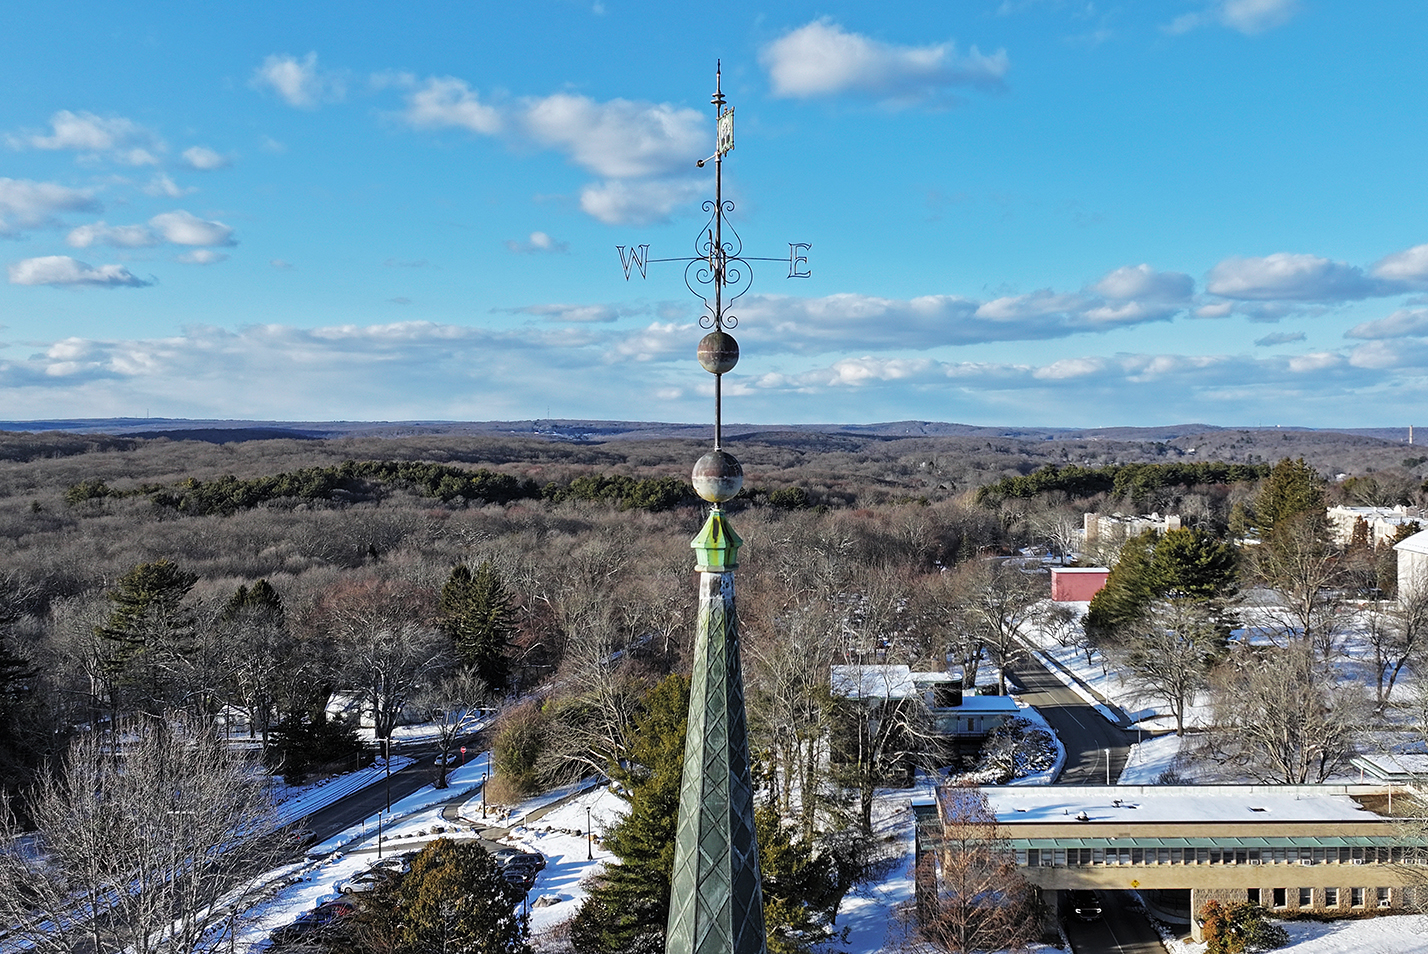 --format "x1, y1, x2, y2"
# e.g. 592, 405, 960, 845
571, 674, 688, 954
440, 562, 514, 693
394, 839, 531, 954
1254, 457, 1326, 540
96, 559, 198, 720
570, 675, 848, 954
